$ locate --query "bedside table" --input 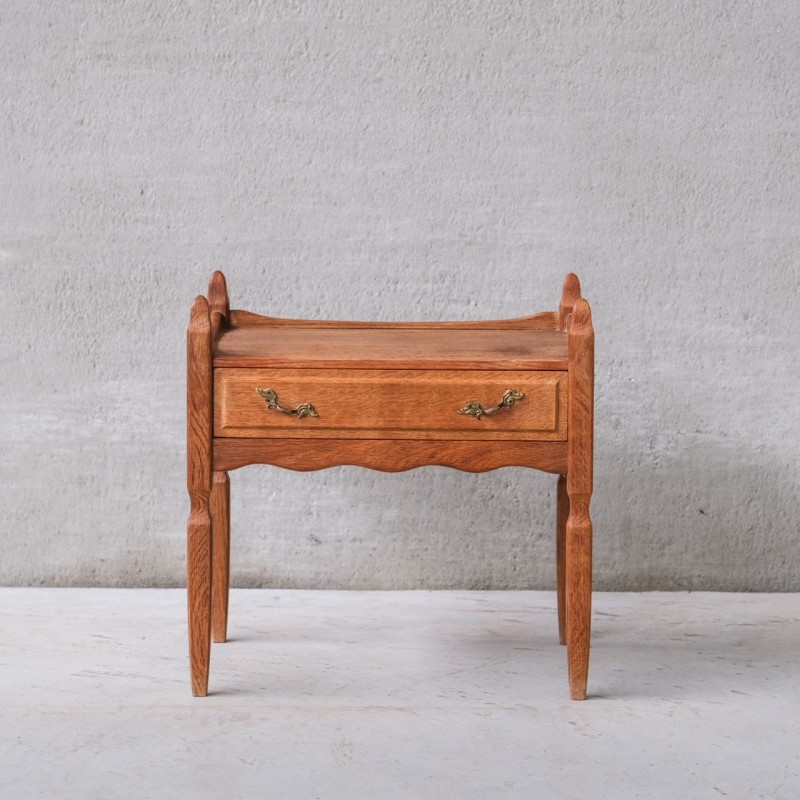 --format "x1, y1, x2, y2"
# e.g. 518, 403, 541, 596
187, 272, 594, 699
